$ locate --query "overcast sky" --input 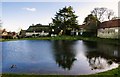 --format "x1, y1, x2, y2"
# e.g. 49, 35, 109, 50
1, 0, 120, 32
